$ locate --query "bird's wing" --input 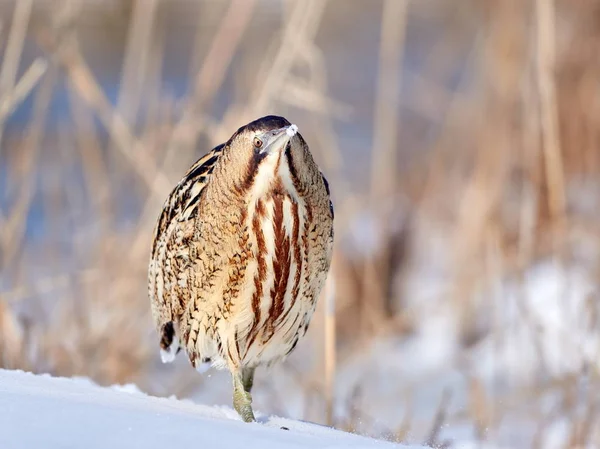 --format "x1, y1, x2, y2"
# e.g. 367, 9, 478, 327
321, 171, 334, 219
149, 143, 224, 360
150, 143, 224, 260
177, 143, 225, 221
